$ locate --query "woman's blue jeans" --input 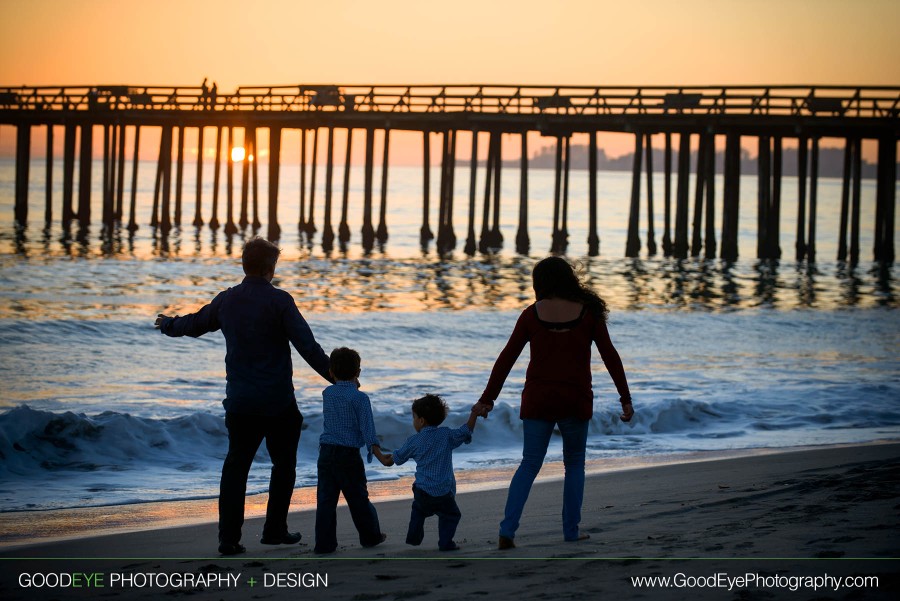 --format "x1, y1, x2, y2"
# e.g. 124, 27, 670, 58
499, 417, 589, 542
